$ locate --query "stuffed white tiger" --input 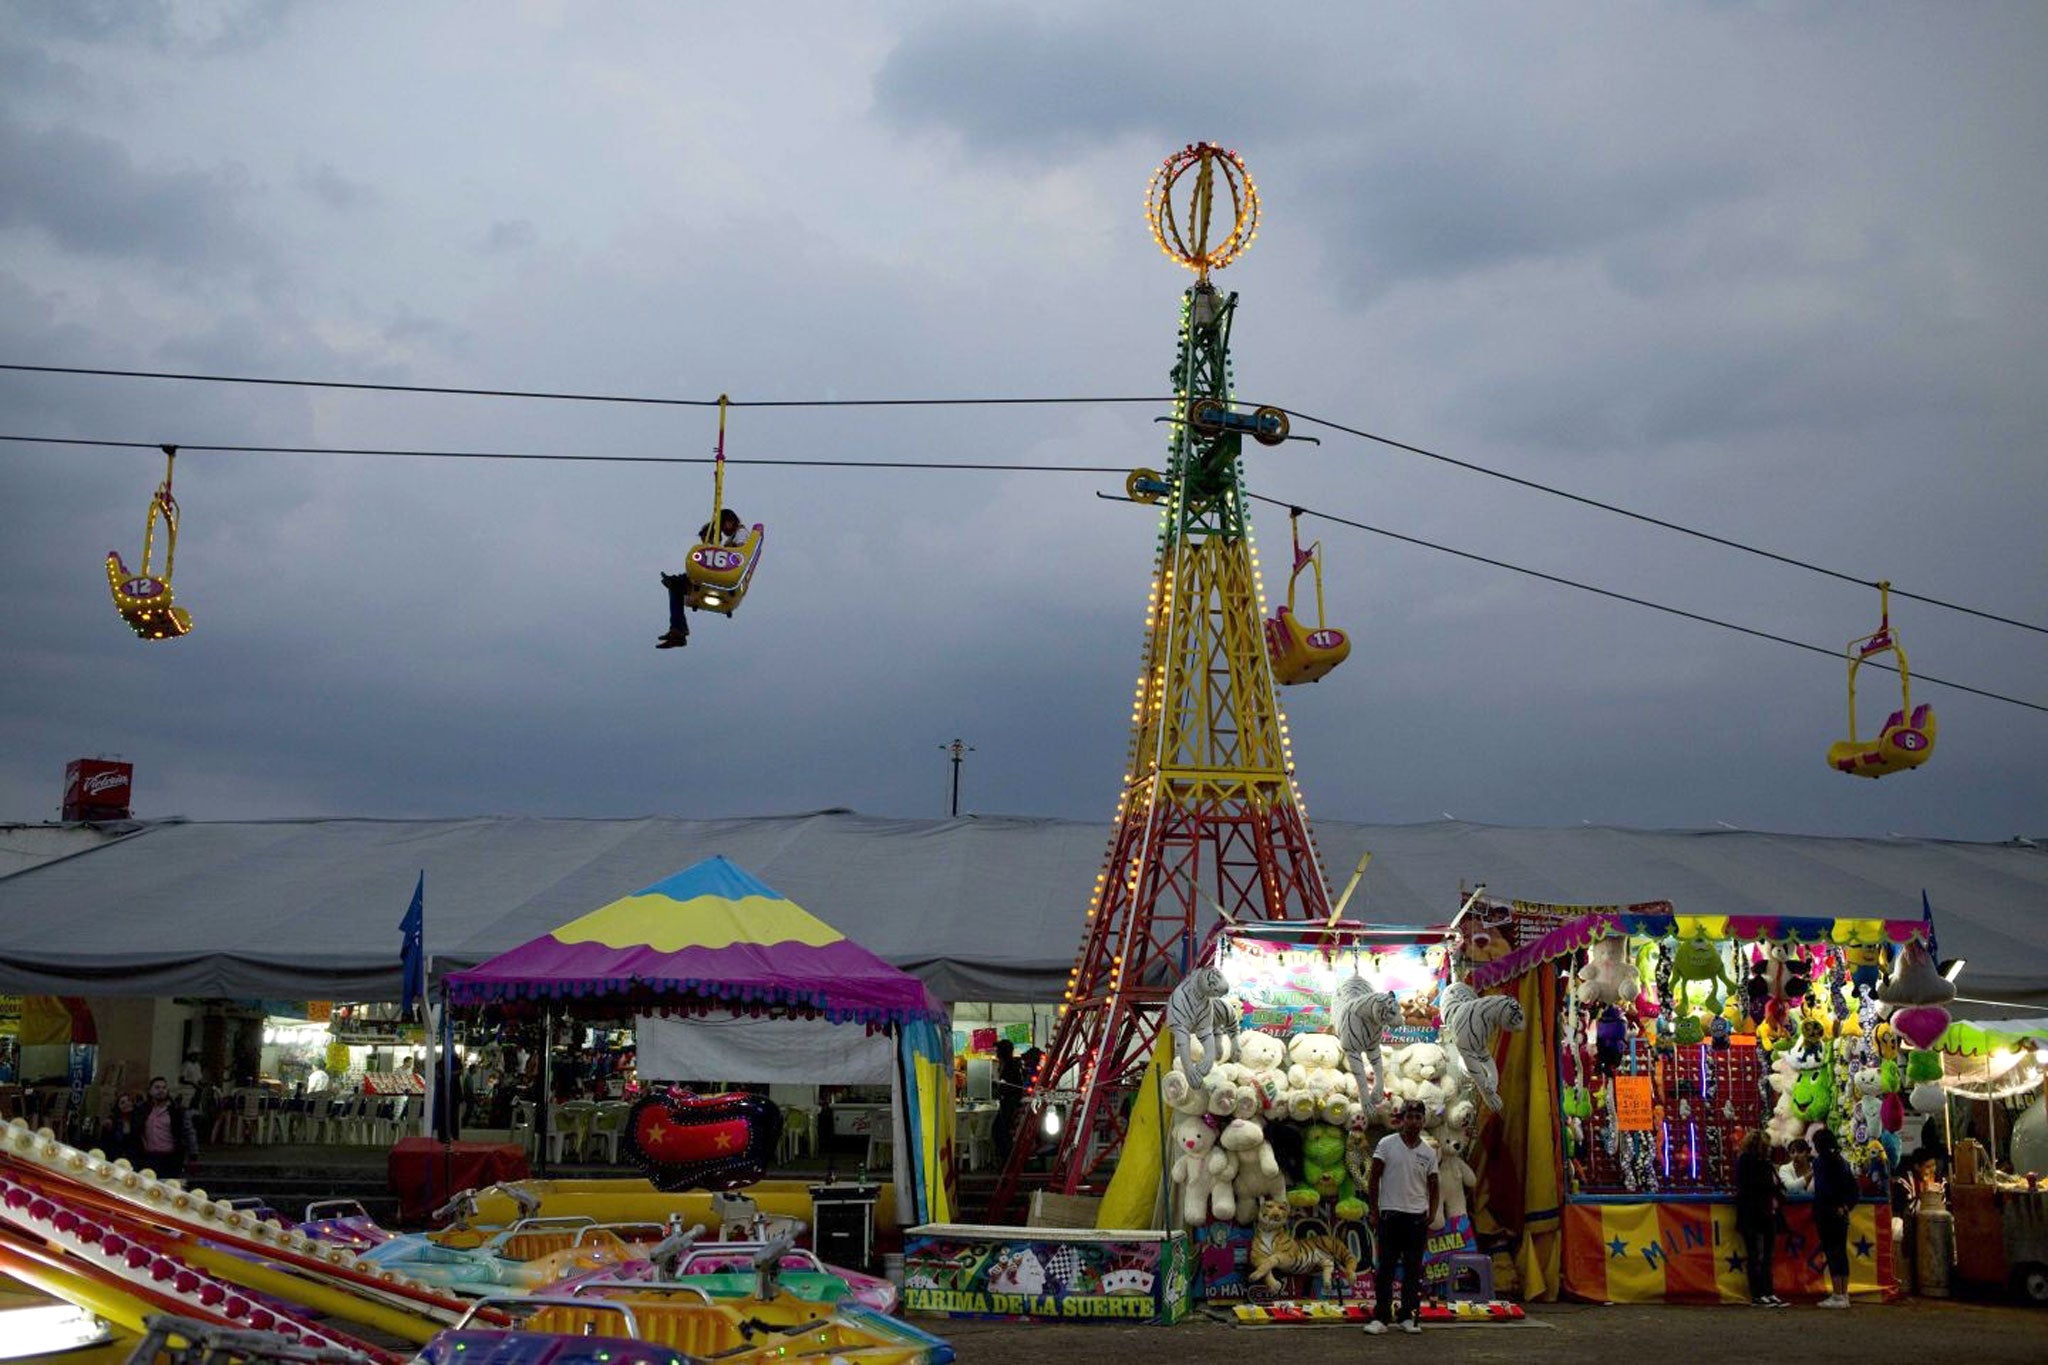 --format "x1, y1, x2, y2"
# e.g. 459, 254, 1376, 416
1437, 981, 1525, 1112
1166, 966, 1235, 1085
1332, 974, 1401, 1106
